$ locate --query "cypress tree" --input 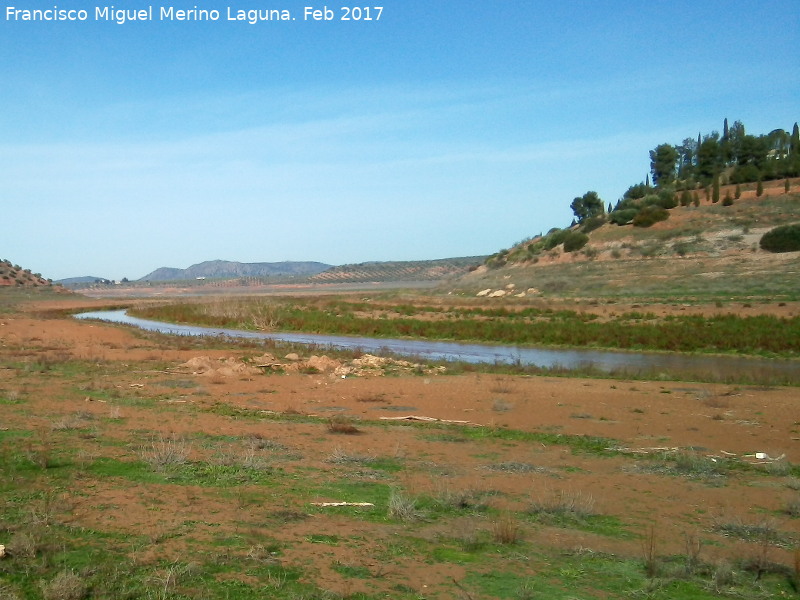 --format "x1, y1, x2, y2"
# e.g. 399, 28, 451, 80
723, 118, 729, 140
712, 174, 720, 203
696, 133, 702, 163
756, 179, 764, 197
735, 184, 741, 199
786, 178, 791, 193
